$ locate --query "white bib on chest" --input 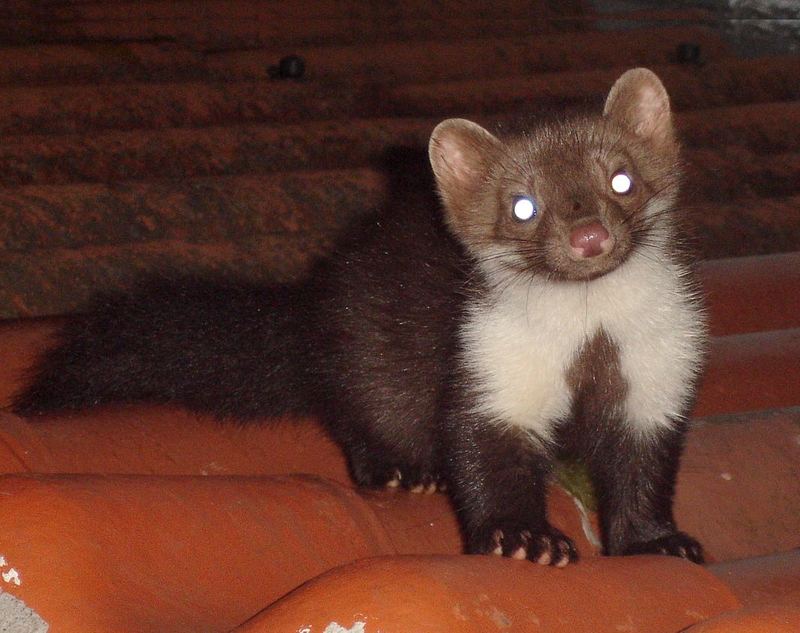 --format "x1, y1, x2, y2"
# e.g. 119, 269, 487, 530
460, 251, 704, 440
